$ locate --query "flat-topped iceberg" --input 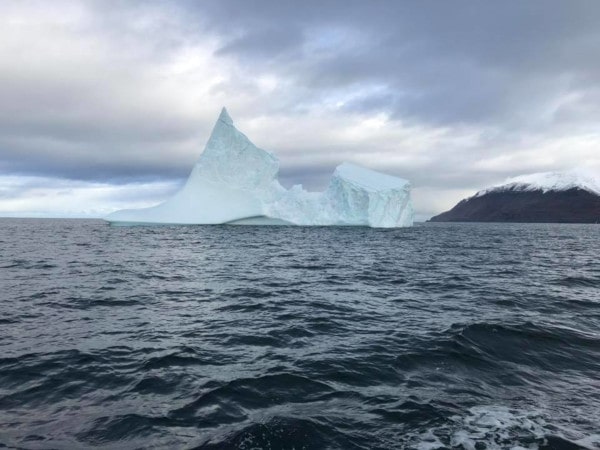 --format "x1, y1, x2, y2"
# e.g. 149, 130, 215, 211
106, 108, 413, 228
